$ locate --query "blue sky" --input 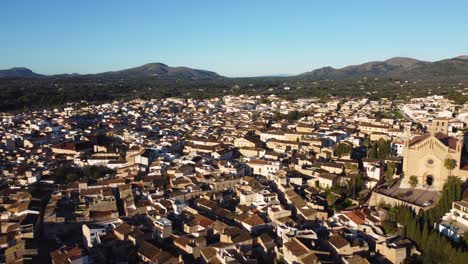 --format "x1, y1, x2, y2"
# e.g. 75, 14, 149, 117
2, 0, 468, 77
